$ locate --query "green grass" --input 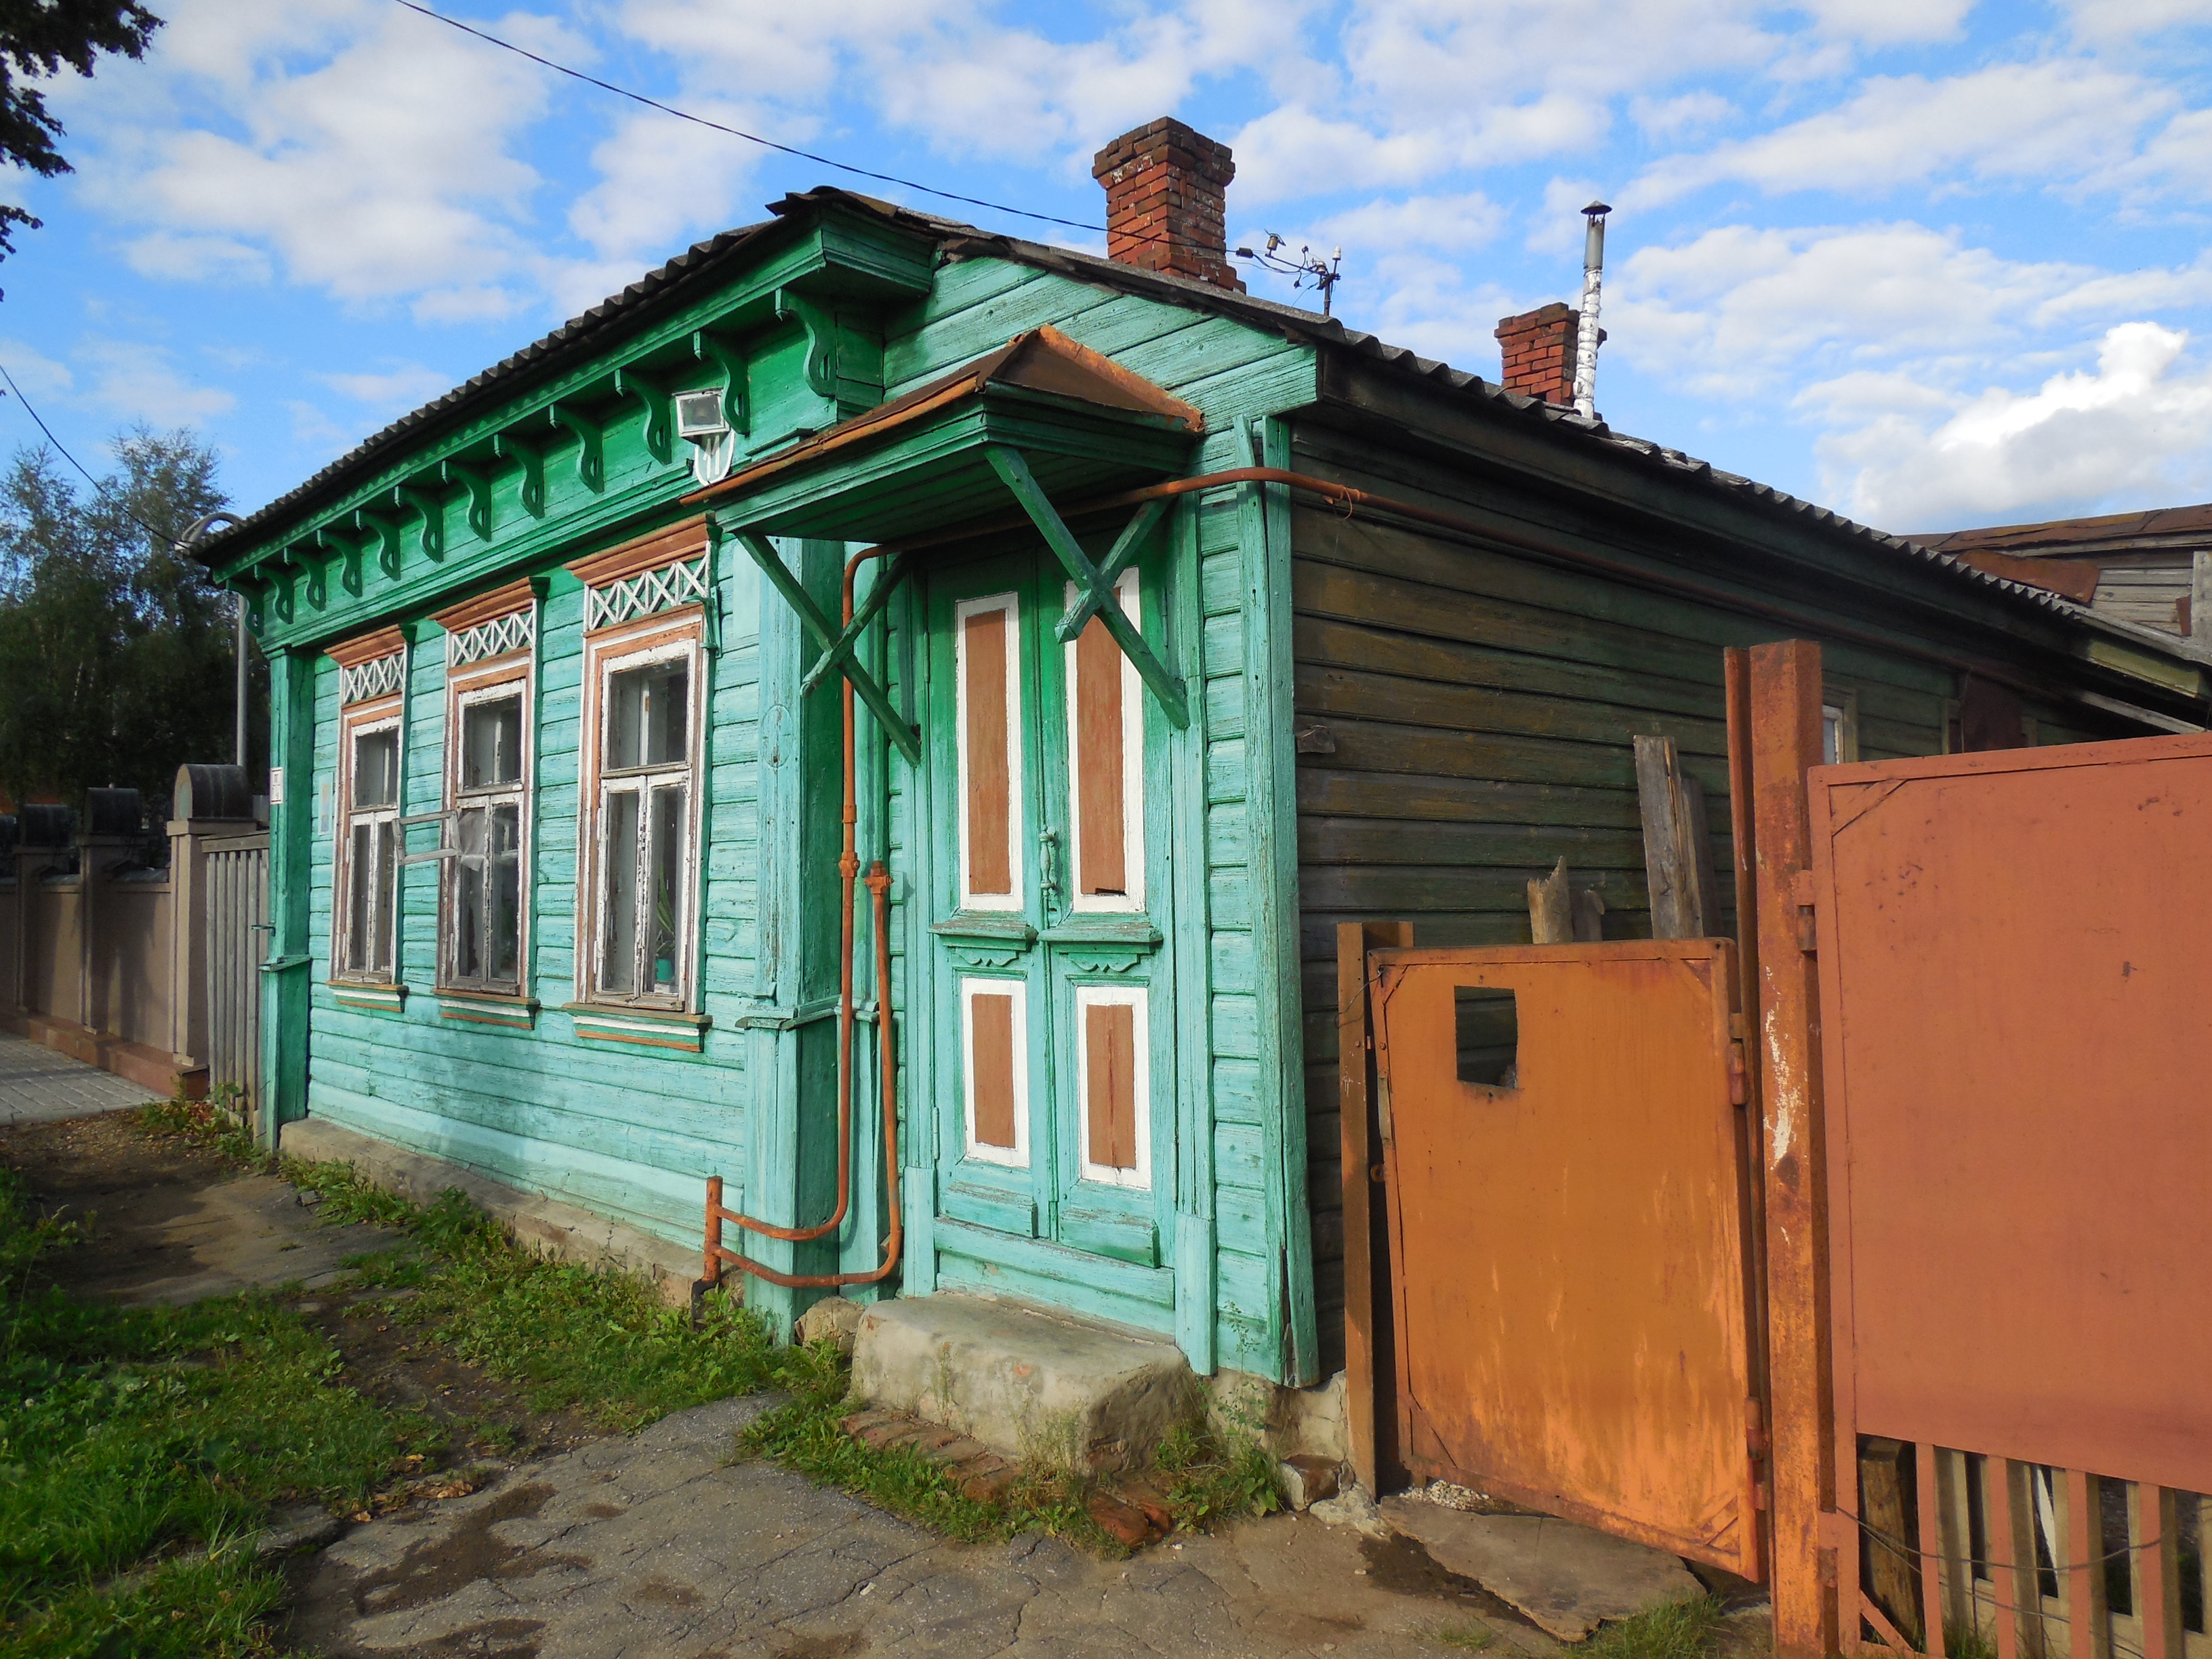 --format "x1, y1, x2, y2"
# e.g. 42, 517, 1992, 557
289, 1160, 790, 1433
0, 1161, 434, 1657
1416, 1616, 1498, 1650
741, 1364, 1282, 1555
1584, 1595, 1731, 1659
